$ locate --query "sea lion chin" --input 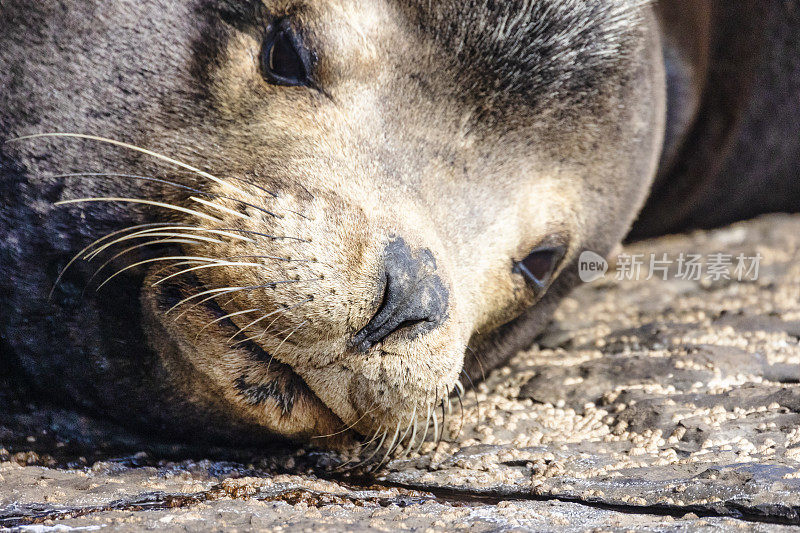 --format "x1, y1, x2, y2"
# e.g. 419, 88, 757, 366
0, 0, 665, 450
